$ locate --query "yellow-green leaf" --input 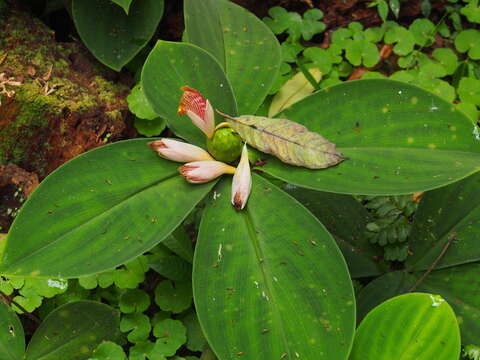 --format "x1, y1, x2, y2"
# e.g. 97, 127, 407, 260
268, 68, 322, 117
218, 112, 344, 169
